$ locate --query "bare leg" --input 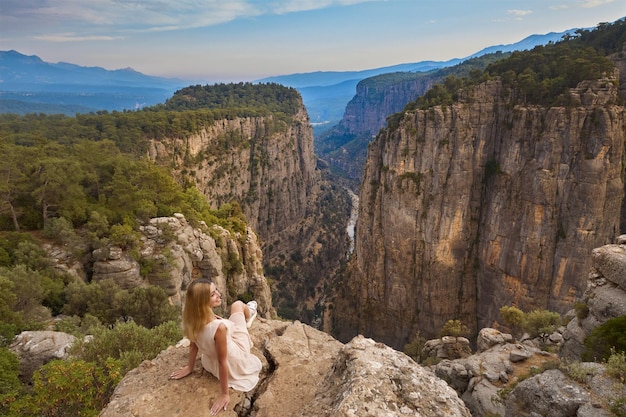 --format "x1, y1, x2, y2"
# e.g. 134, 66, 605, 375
230, 300, 250, 320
